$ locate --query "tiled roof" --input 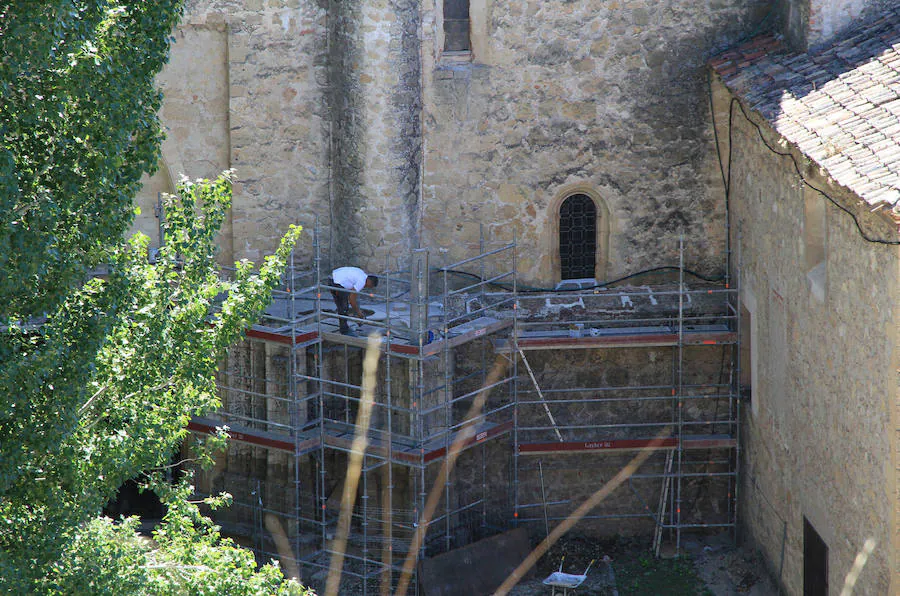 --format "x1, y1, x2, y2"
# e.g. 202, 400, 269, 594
710, 8, 900, 212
